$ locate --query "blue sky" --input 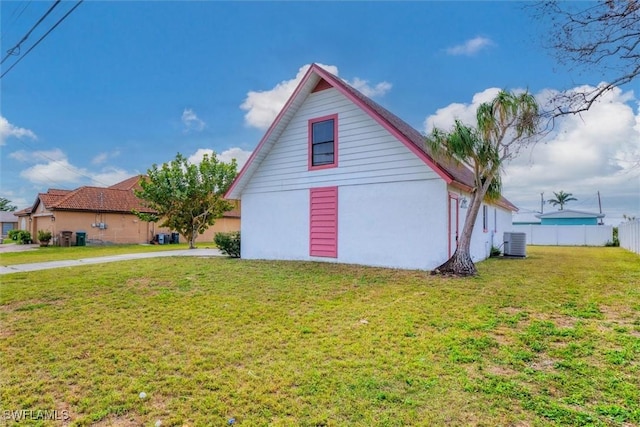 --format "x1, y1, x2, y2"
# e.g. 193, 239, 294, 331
1, 1, 638, 224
